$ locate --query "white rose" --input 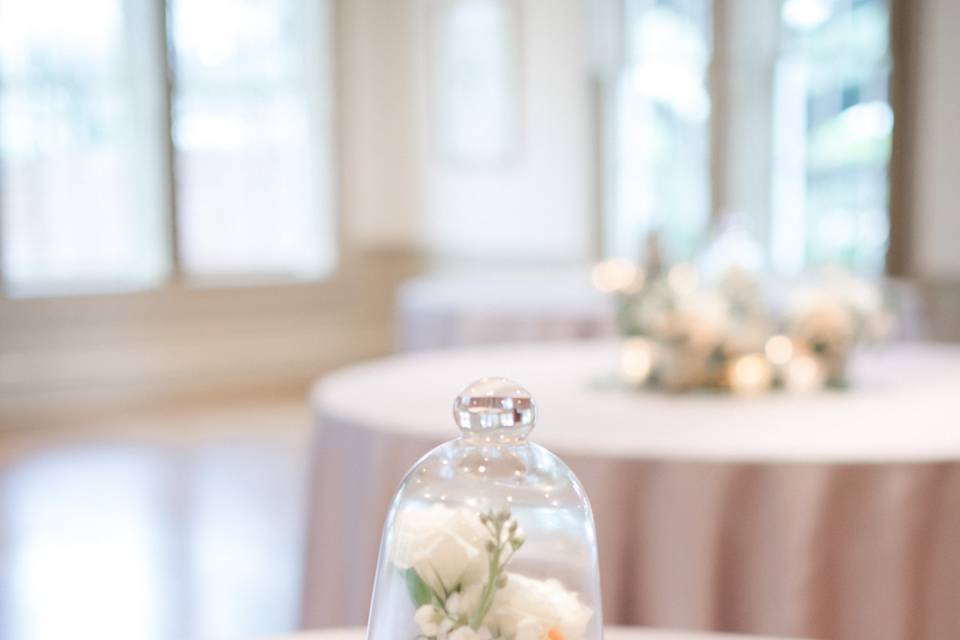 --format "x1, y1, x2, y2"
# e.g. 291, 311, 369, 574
788, 291, 856, 344
391, 505, 489, 595
415, 605, 443, 637
488, 574, 593, 640
817, 267, 883, 317
515, 618, 541, 640
673, 290, 730, 349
